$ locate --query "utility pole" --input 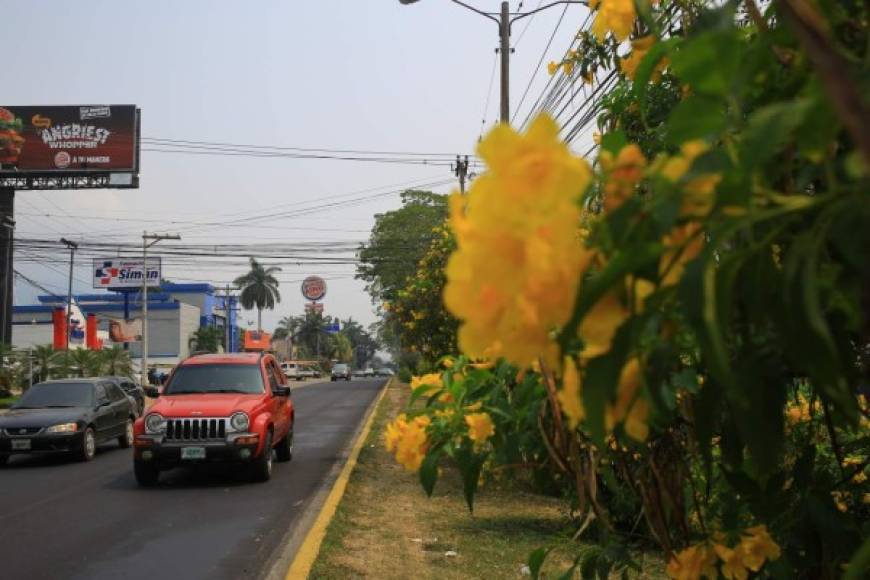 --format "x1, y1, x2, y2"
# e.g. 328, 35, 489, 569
454, 155, 469, 193
60, 238, 78, 351
0, 188, 14, 346
141, 232, 180, 387
399, 0, 584, 124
